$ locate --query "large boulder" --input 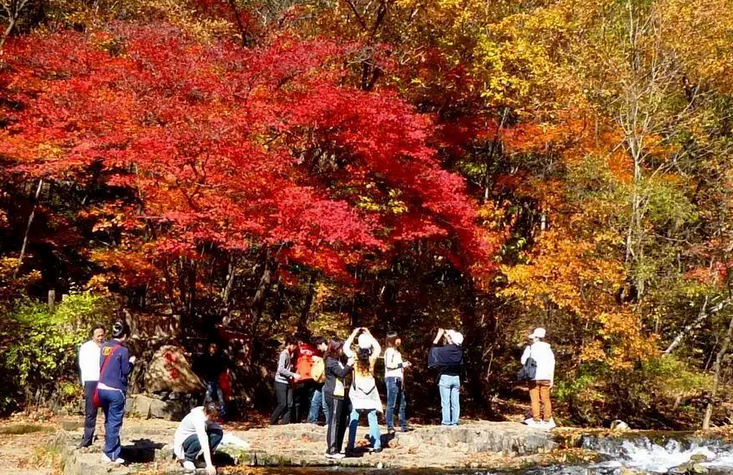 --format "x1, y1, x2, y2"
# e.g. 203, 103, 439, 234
145, 345, 204, 394
127, 394, 194, 421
